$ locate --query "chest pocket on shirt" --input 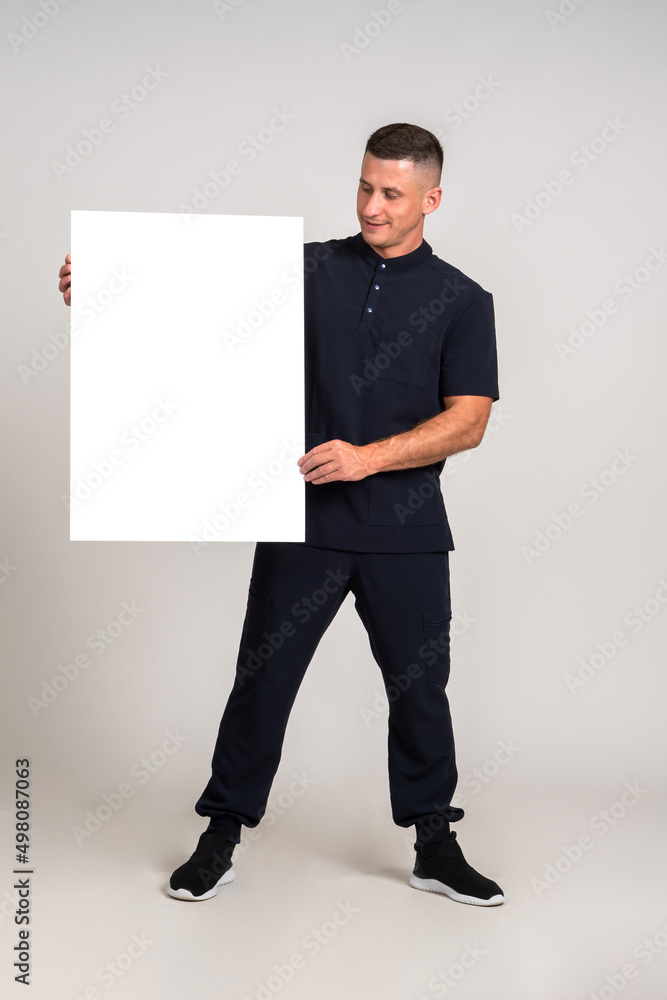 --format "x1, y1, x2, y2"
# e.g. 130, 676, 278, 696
372, 319, 437, 388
